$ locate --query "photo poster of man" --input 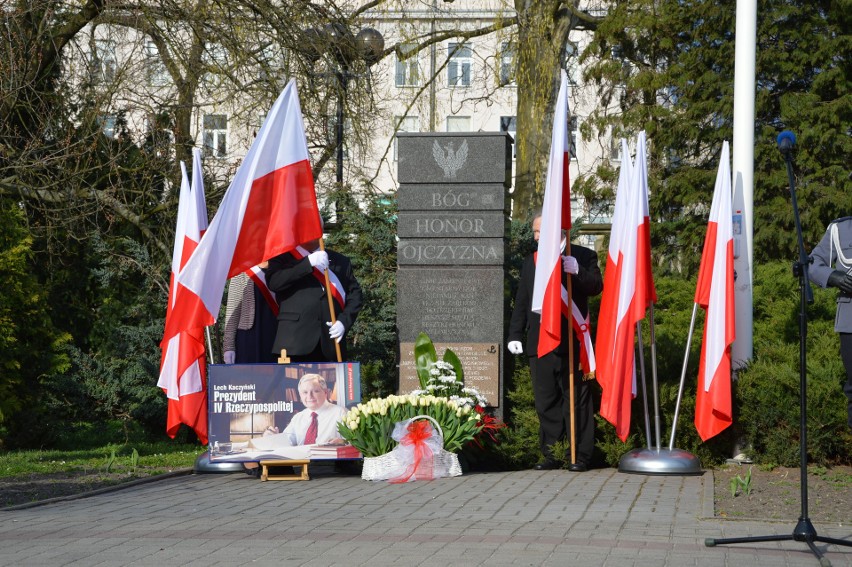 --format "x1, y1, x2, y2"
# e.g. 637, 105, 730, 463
207, 362, 361, 462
